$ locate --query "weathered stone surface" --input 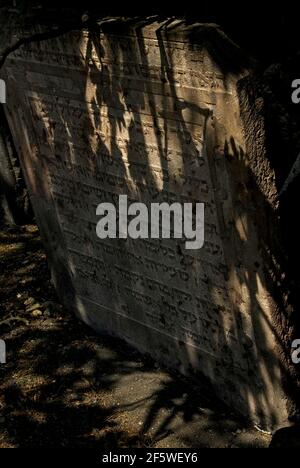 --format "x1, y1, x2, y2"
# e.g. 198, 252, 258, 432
0, 106, 31, 225
0, 19, 291, 429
